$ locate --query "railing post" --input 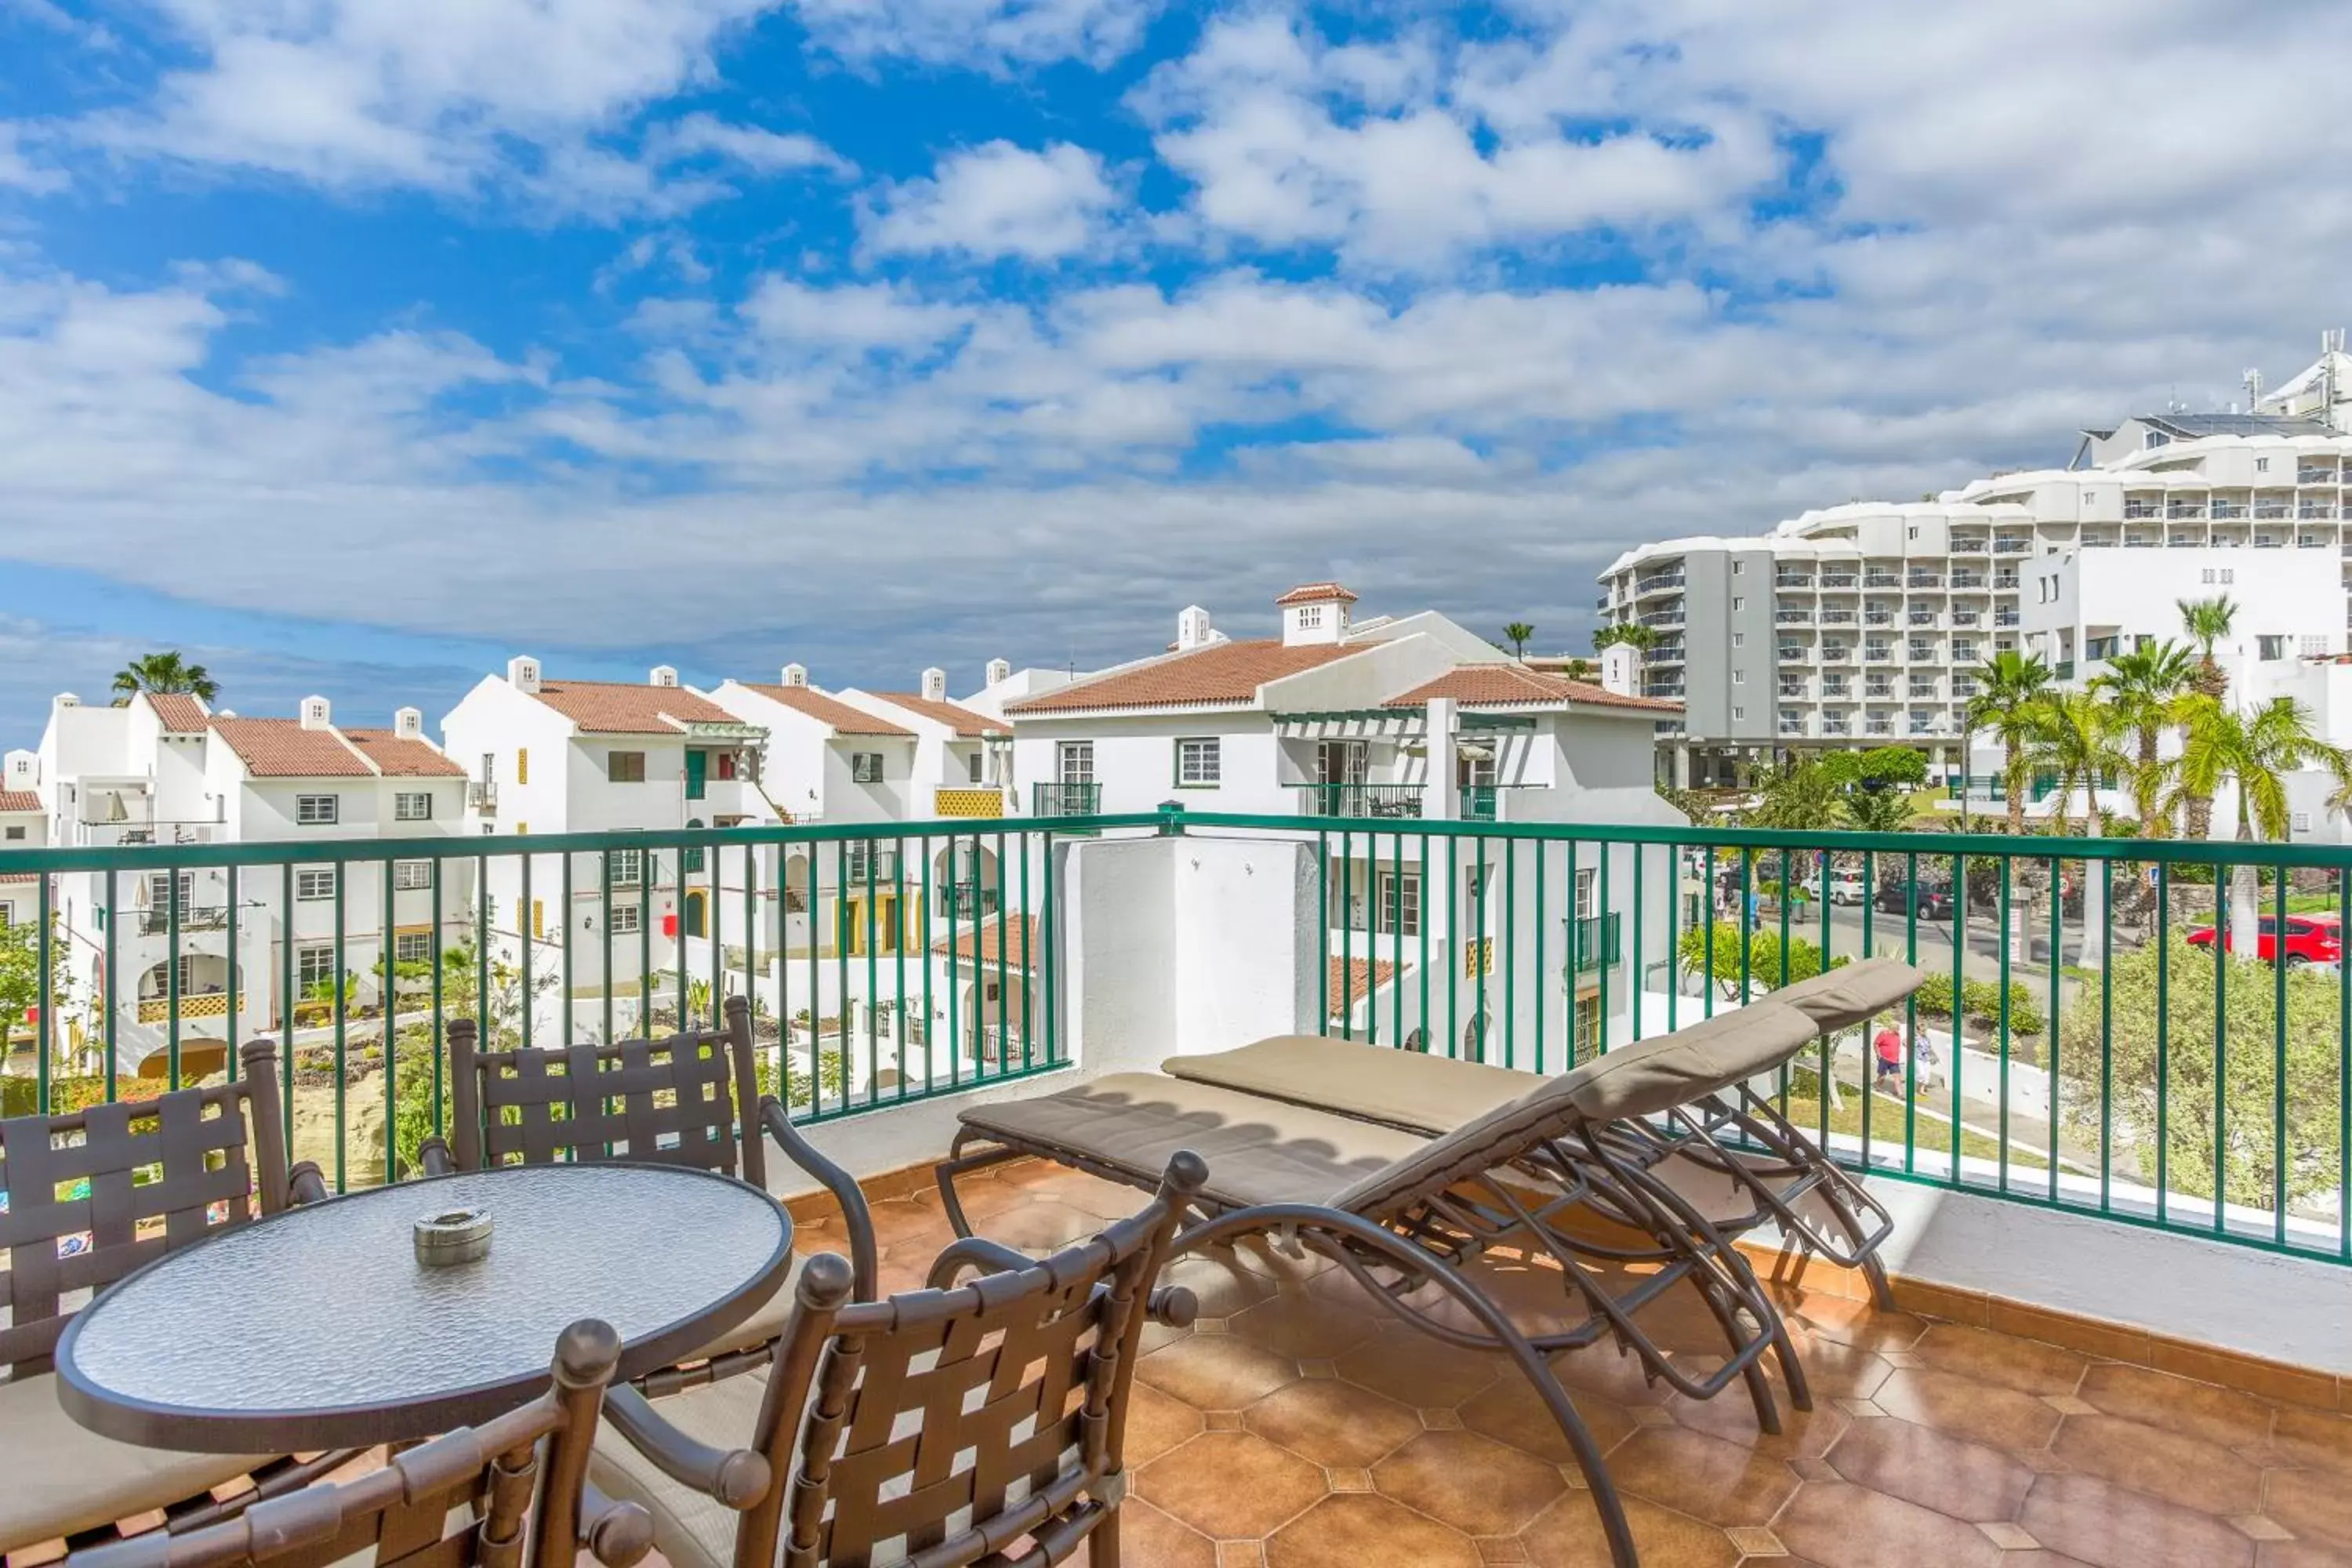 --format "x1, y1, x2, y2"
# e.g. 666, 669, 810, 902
1156, 800, 1188, 837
